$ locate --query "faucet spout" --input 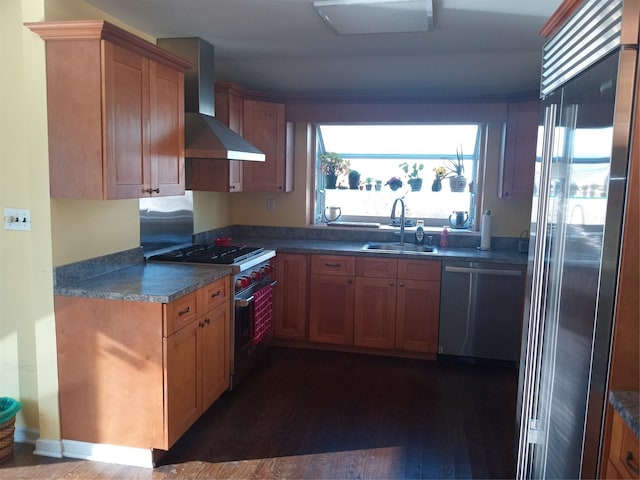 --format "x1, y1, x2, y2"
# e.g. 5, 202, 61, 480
391, 198, 405, 246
